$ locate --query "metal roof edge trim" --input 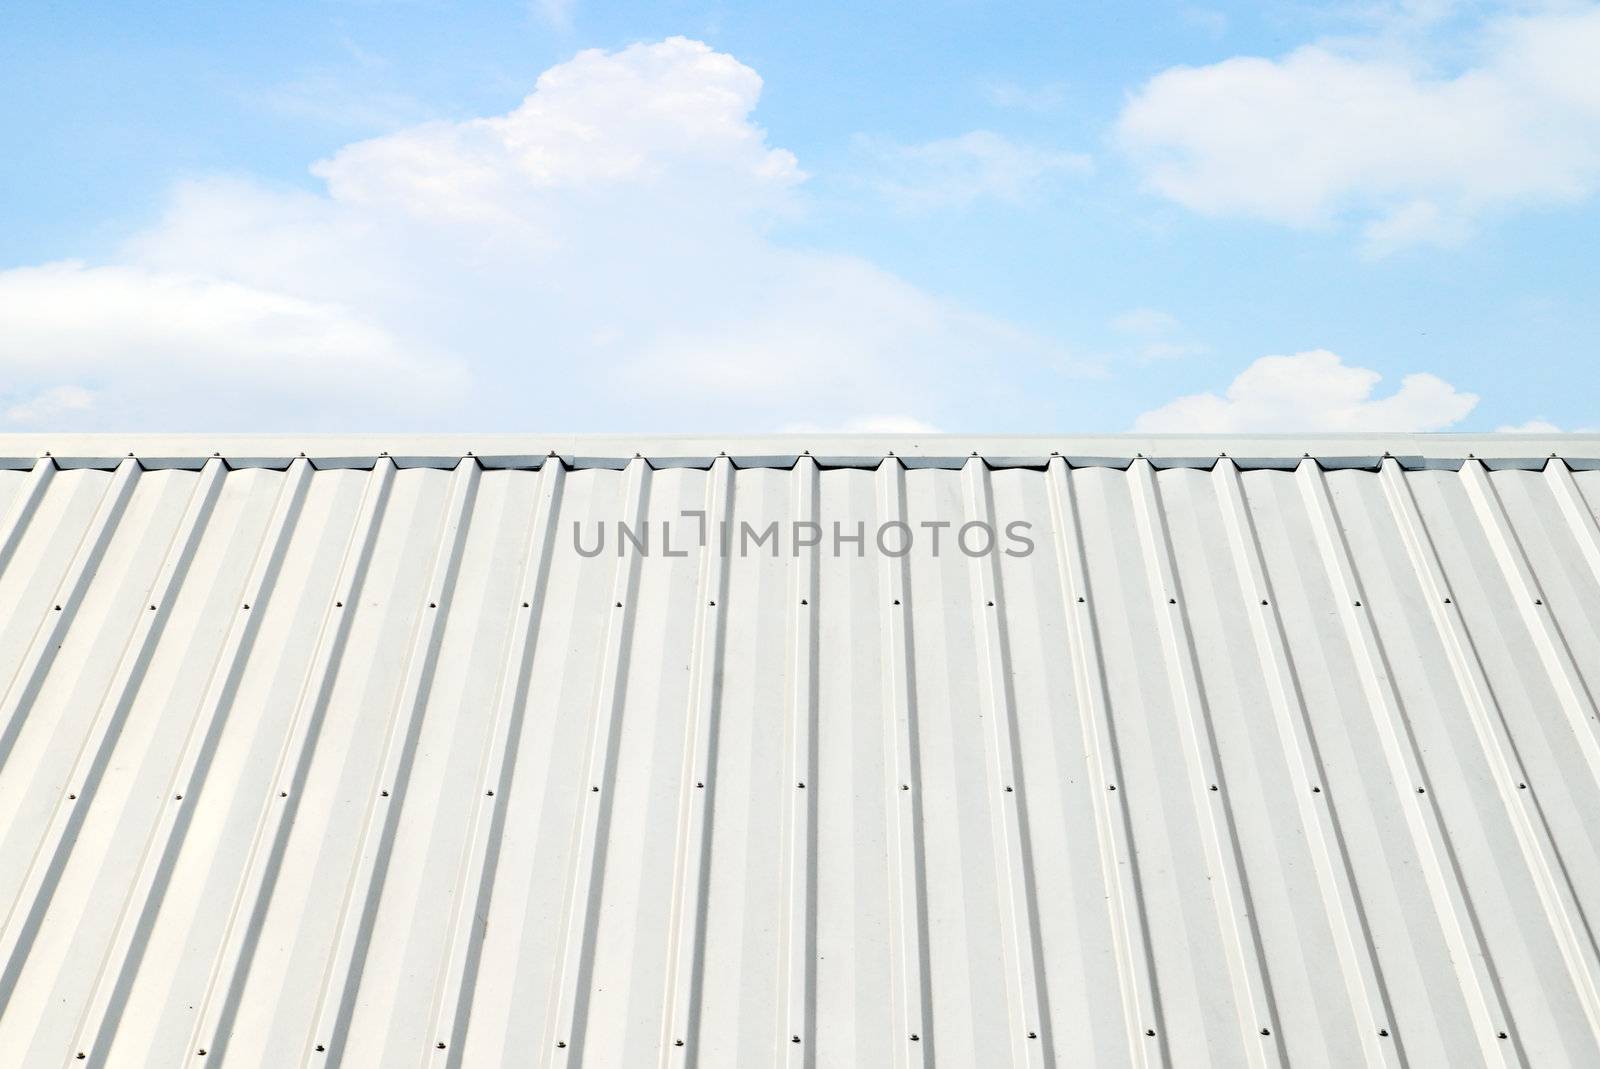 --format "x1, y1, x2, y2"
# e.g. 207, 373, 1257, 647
0, 455, 1590, 475
0, 431, 1595, 458
0, 435, 1594, 472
